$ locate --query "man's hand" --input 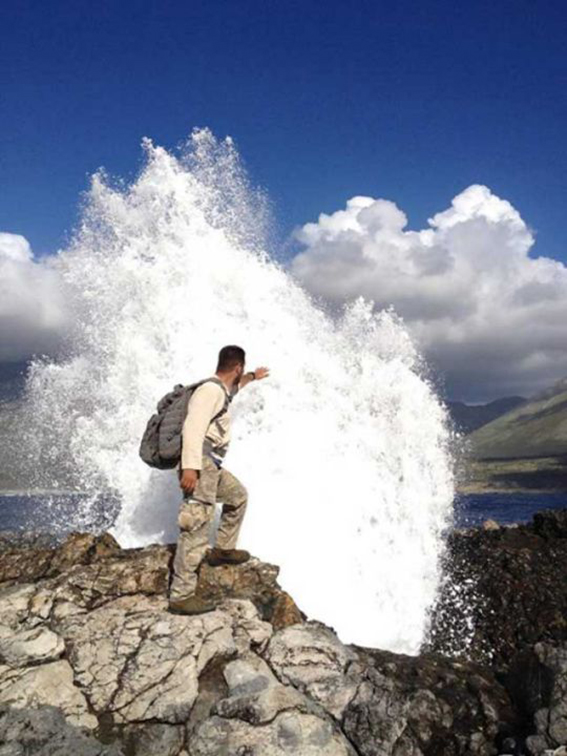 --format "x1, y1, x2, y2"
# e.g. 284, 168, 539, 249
180, 469, 199, 494
239, 367, 270, 389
